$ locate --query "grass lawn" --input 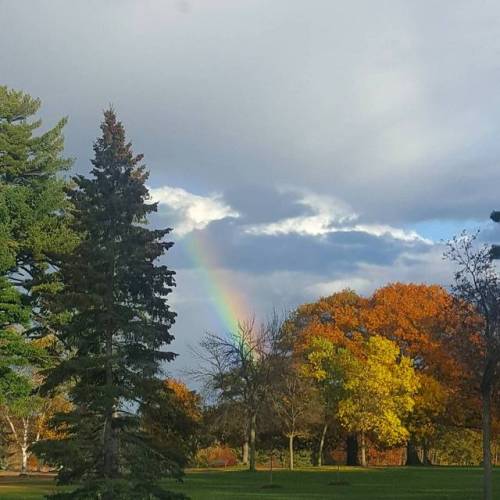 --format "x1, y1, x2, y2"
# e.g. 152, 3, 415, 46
1, 467, 499, 499
0, 474, 64, 499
